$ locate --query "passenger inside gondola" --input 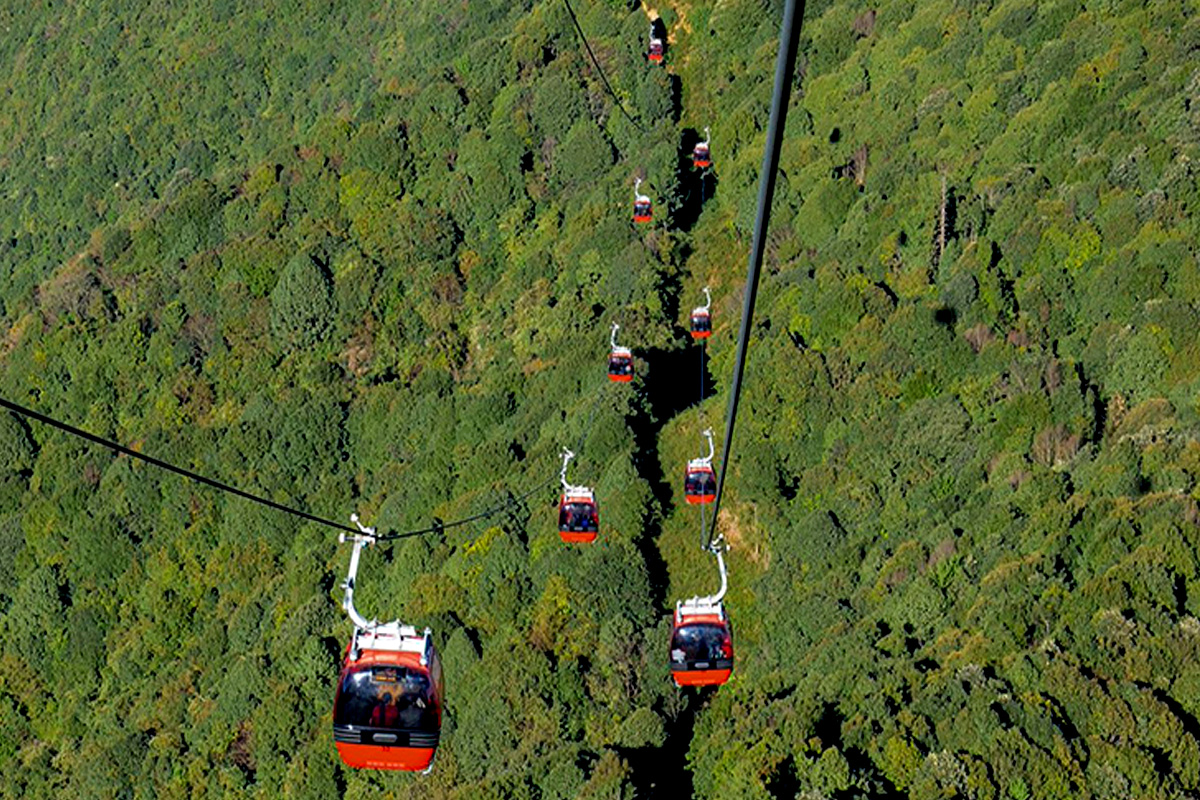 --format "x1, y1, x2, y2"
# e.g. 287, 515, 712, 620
685, 469, 716, 497
370, 692, 399, 728
335, 666, 438, 732
559, 500, 598, 532
670, 623, 731, 664
609, 354, 633, 377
